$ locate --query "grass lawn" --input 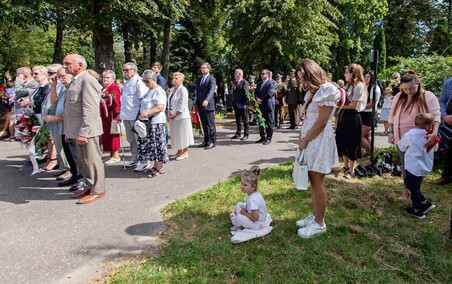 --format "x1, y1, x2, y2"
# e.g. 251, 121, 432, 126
106, 162, 451, 283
